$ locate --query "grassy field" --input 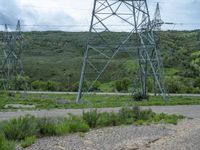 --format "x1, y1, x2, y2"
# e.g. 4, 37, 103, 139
1, 92, 200, 111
